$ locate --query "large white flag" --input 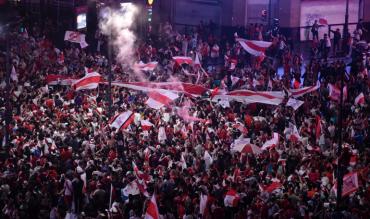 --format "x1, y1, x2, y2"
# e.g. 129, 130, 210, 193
64, 31, 89, 48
